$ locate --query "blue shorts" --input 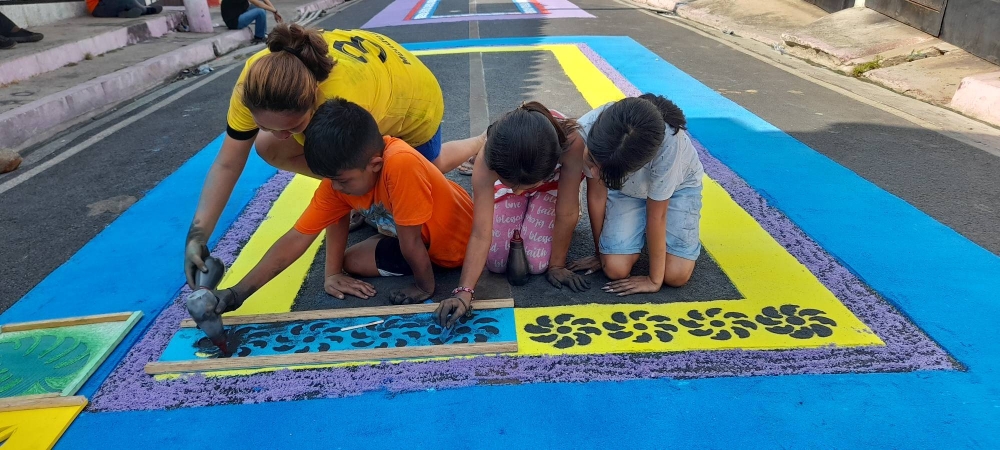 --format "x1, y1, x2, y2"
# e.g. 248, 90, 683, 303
413, 125, 442, 162
599, 185, 703, 261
